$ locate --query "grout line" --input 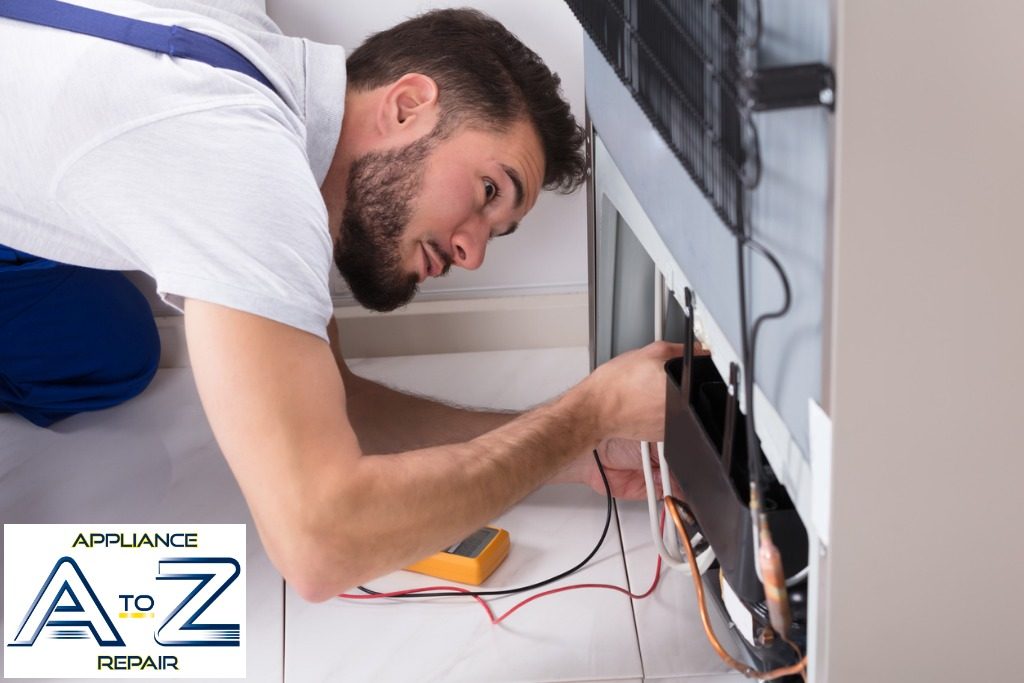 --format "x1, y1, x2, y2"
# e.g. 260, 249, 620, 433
612, 498, 648, 682
280, 578, 286, 683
